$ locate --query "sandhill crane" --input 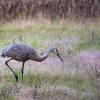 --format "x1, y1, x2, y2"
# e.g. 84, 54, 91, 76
1, 44, 63, 83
